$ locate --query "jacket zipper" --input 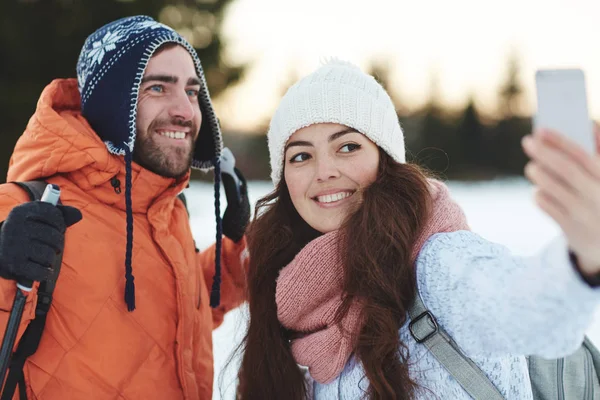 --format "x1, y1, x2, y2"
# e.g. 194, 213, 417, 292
195, 247, 201, 309
196, 272, 201, 309
558, 358, 565, 400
